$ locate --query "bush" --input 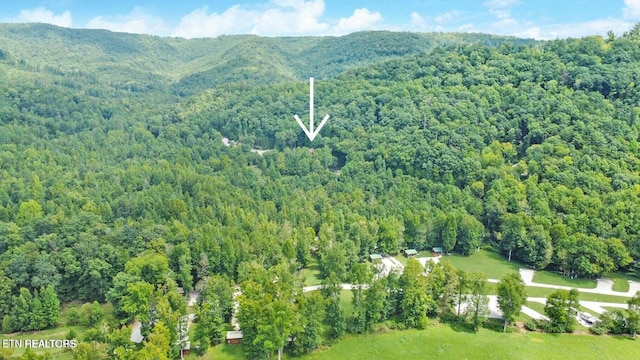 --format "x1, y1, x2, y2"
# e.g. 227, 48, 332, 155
481, 318, 504, 332
2, 315, 15, 333
590, 321, 608, 335
524, 319, 538, 331
393, 321, 407, 331
66, 306, 82, 326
